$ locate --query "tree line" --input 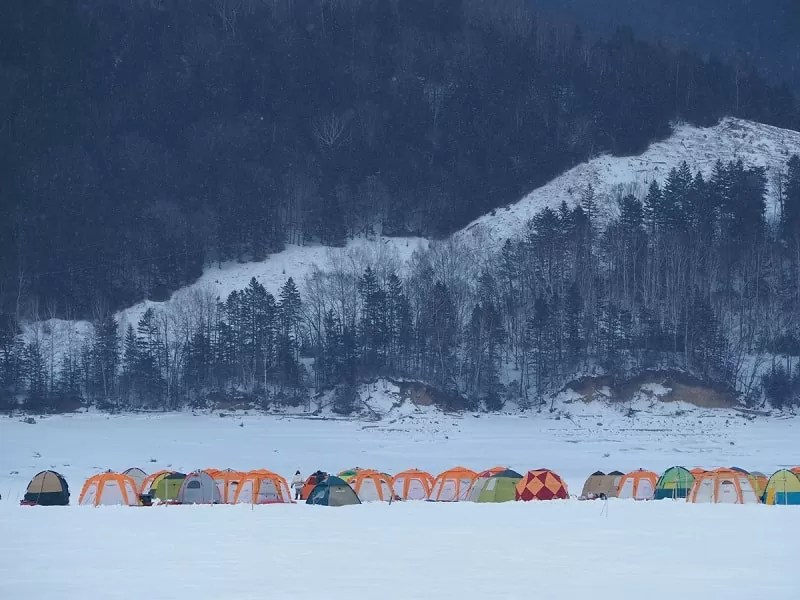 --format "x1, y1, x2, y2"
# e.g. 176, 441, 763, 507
2, 0, 798, 319
3, 154, 800, 412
